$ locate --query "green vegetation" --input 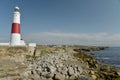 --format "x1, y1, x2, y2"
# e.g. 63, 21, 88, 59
74, 50, 98, 68
74, 49, 120, 80
7, 47, 28, 54
26, 55, 33, 59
